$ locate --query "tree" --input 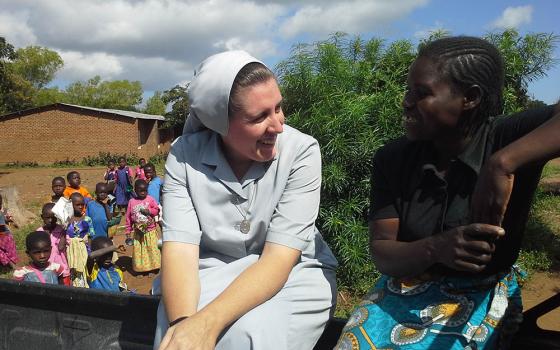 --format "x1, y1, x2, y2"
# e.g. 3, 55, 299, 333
0, 37, 34, 114
276, 30, 558, 294
144, 91, 166, 115
32, 87, 67, 106
65, 76, 143, 110
11, 46, 63, 90
161, 84, 189, 128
